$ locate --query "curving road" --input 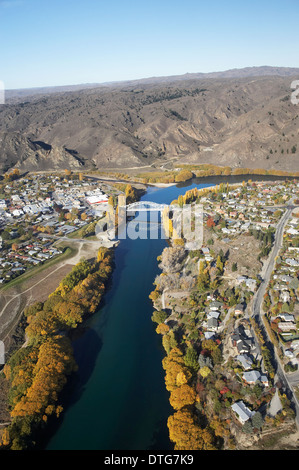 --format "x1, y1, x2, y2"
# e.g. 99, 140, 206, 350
252, 203, 294, 319
251, 199, 299, 427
